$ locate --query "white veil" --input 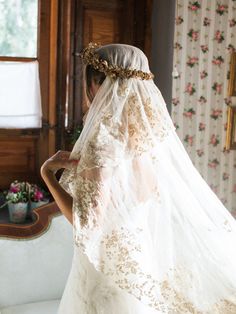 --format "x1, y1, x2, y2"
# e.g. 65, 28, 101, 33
59, 43, 236, 313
